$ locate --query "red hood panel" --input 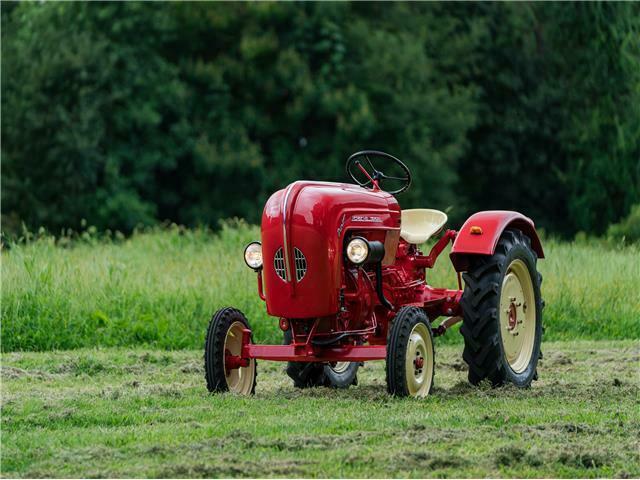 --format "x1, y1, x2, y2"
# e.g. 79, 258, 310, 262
261, 181, 400, 318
